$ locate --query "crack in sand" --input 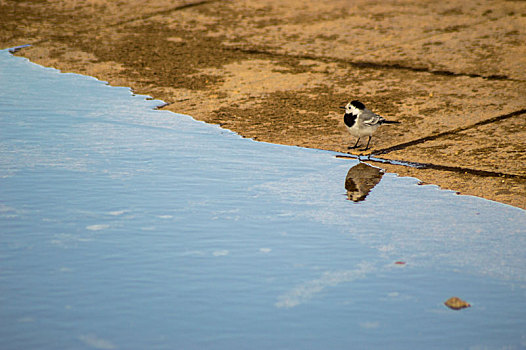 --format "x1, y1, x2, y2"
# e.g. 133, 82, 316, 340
224, 46, 516, 81
25, 0, 219, 46
106, 0, 219, 28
